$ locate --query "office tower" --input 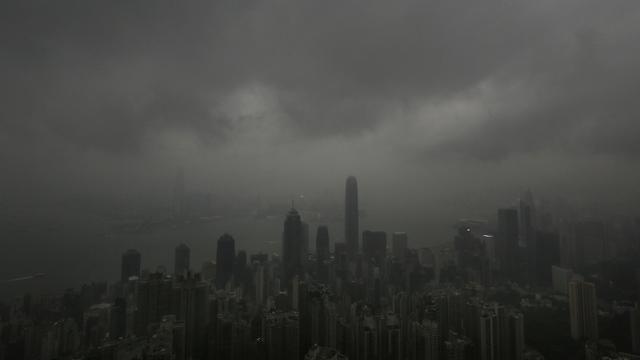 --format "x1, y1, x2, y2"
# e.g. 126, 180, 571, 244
569, 280, 598, 340
174, 243, 190, 277
497, 208, 519, 276
316, 226, 330, 261
345, 176, 359, 258
216, 234, 236, 289
121, 249, 141, 282
362, 230, 387, 265
518, 190, 536, 247
292, 275, 301, 310
391, 232, 408, 261
283, 207, 304, 290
